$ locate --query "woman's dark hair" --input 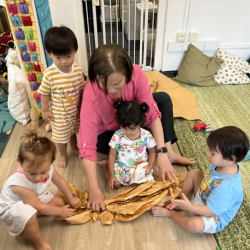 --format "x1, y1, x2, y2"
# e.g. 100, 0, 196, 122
45, 26, 78, 55
113, 101, 149, 128
17, 130, 56, 166
88, 44, 133, 92
207, 126, 249, 163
